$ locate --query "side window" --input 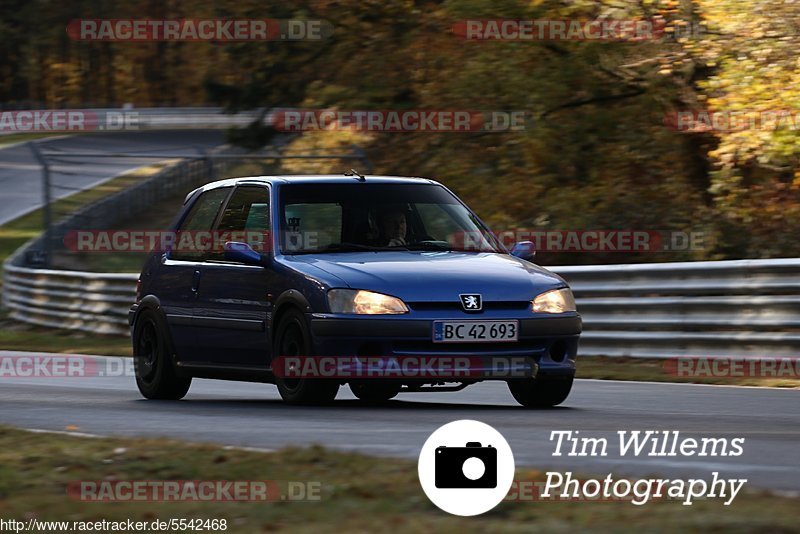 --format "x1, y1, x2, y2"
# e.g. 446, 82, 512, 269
170, 187, 231, 262
212, 186, 271, 261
